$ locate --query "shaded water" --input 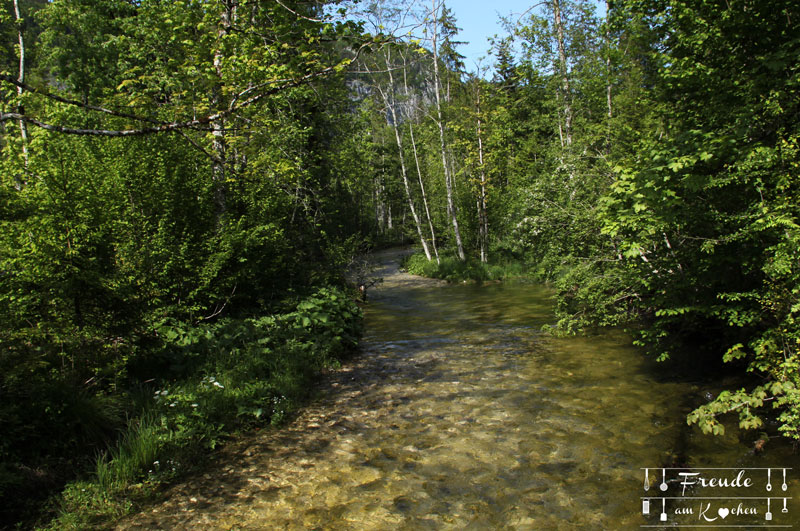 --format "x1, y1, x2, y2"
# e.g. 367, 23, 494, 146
120, 249, 799, 529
